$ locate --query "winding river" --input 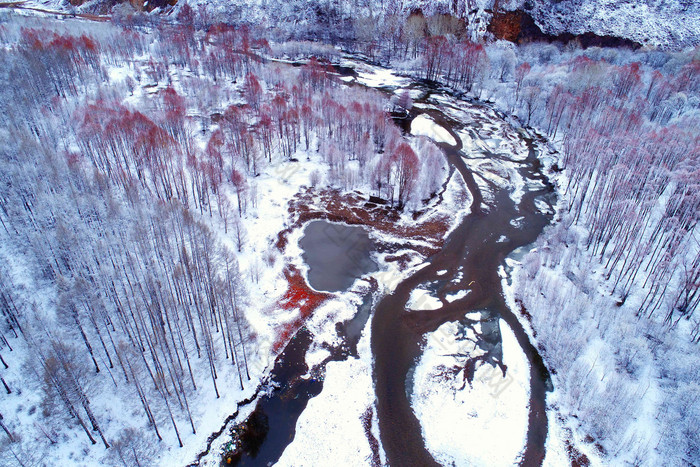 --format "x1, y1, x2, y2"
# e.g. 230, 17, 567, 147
200, 59, 556, 467
371, 102, 555, 466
